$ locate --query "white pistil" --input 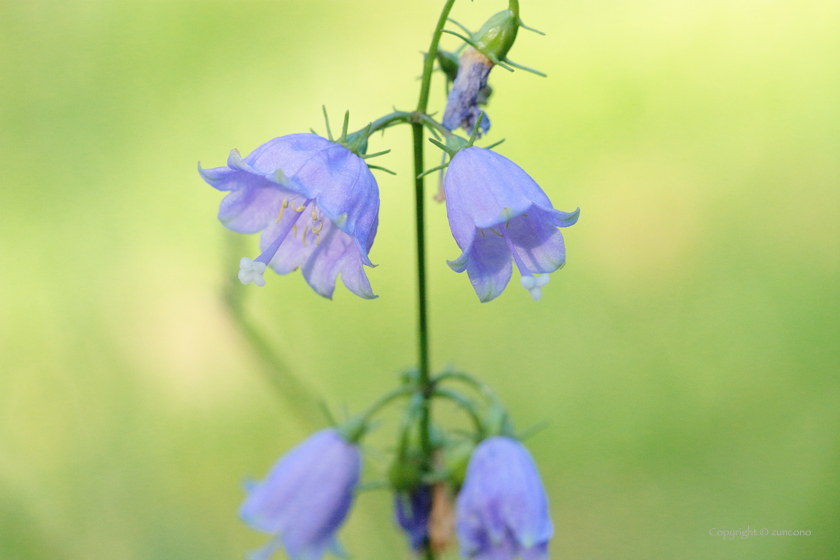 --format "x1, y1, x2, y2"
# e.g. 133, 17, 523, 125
238, 257, 267, 287
519, 274, 550, 301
